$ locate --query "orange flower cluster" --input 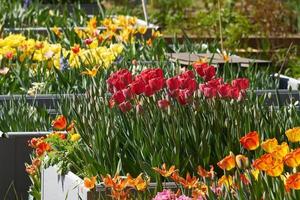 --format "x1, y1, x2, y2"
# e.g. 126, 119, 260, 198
29, 137, 51, 157
25, 158, 41, 175
153, 163, 177, 177
253, 137, 289, 177
99, 173, 150, 199
153, 163, 210, 198
285, 173, 300, 192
